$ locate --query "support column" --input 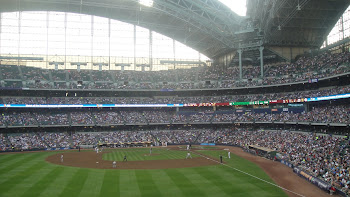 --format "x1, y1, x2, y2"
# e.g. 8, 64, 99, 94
259, 46, 264, 78
149, 30, 152, 71
133, 25, 136, 70
64, 13, 67, 69
173, 39, 176, 69
46, 12, 49, 69
0, 13, 2, 55
108, 18, 111, 70
91, 15, 94, 70
238, 49, 243, 79
18, 11, 21, 67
